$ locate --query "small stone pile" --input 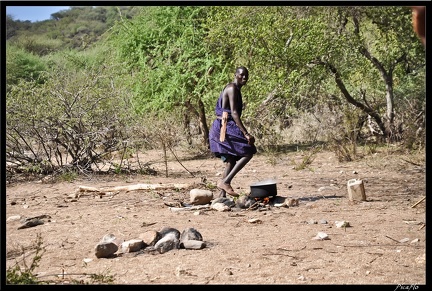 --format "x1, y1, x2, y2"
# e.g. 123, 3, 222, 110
94, 226, 205, 258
